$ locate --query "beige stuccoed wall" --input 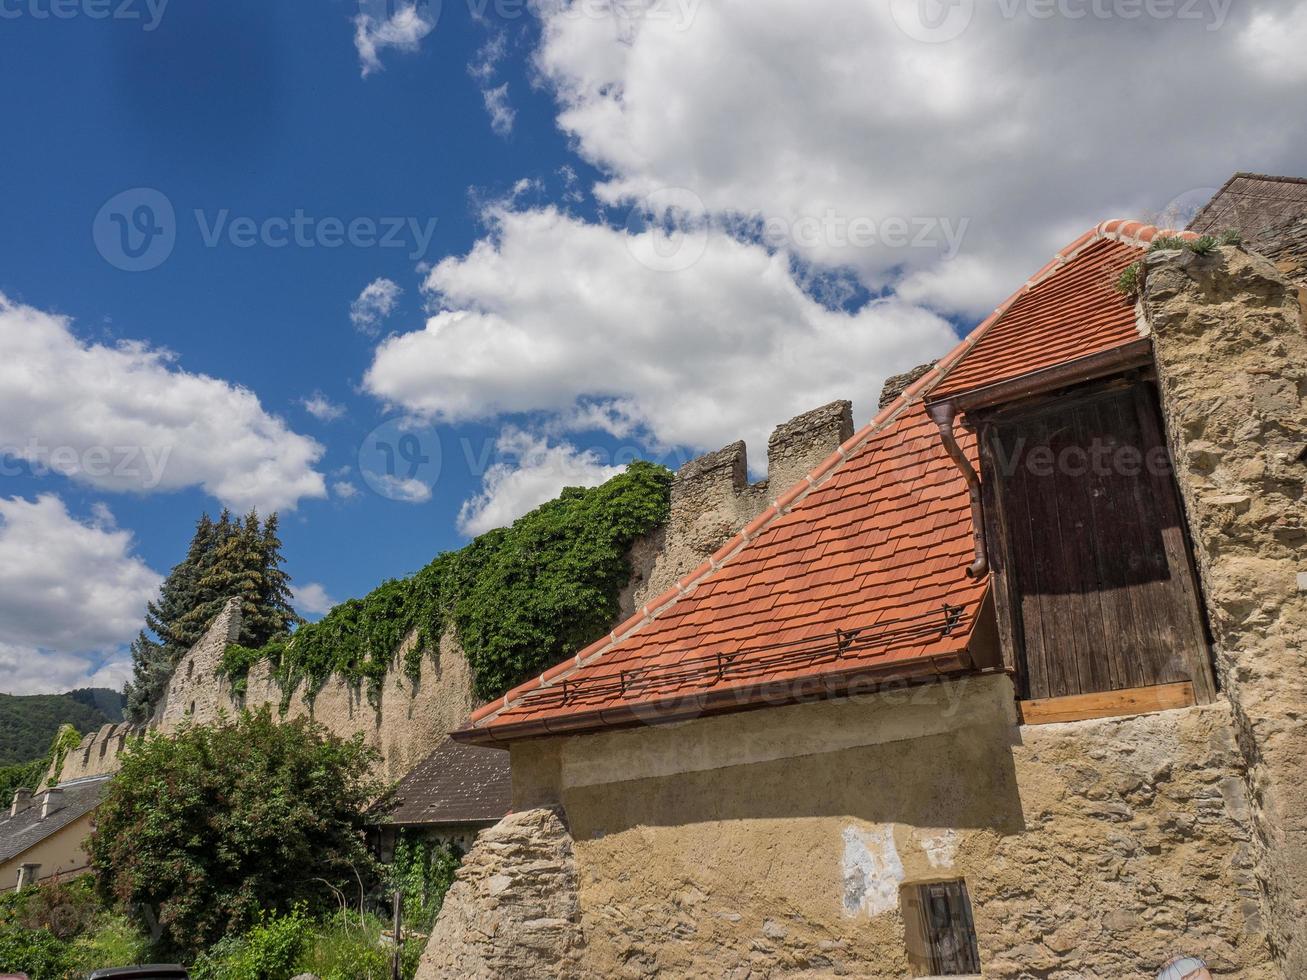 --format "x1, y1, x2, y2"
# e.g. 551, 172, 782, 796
503, 676, 1273, 979
0, 810, 95, 893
